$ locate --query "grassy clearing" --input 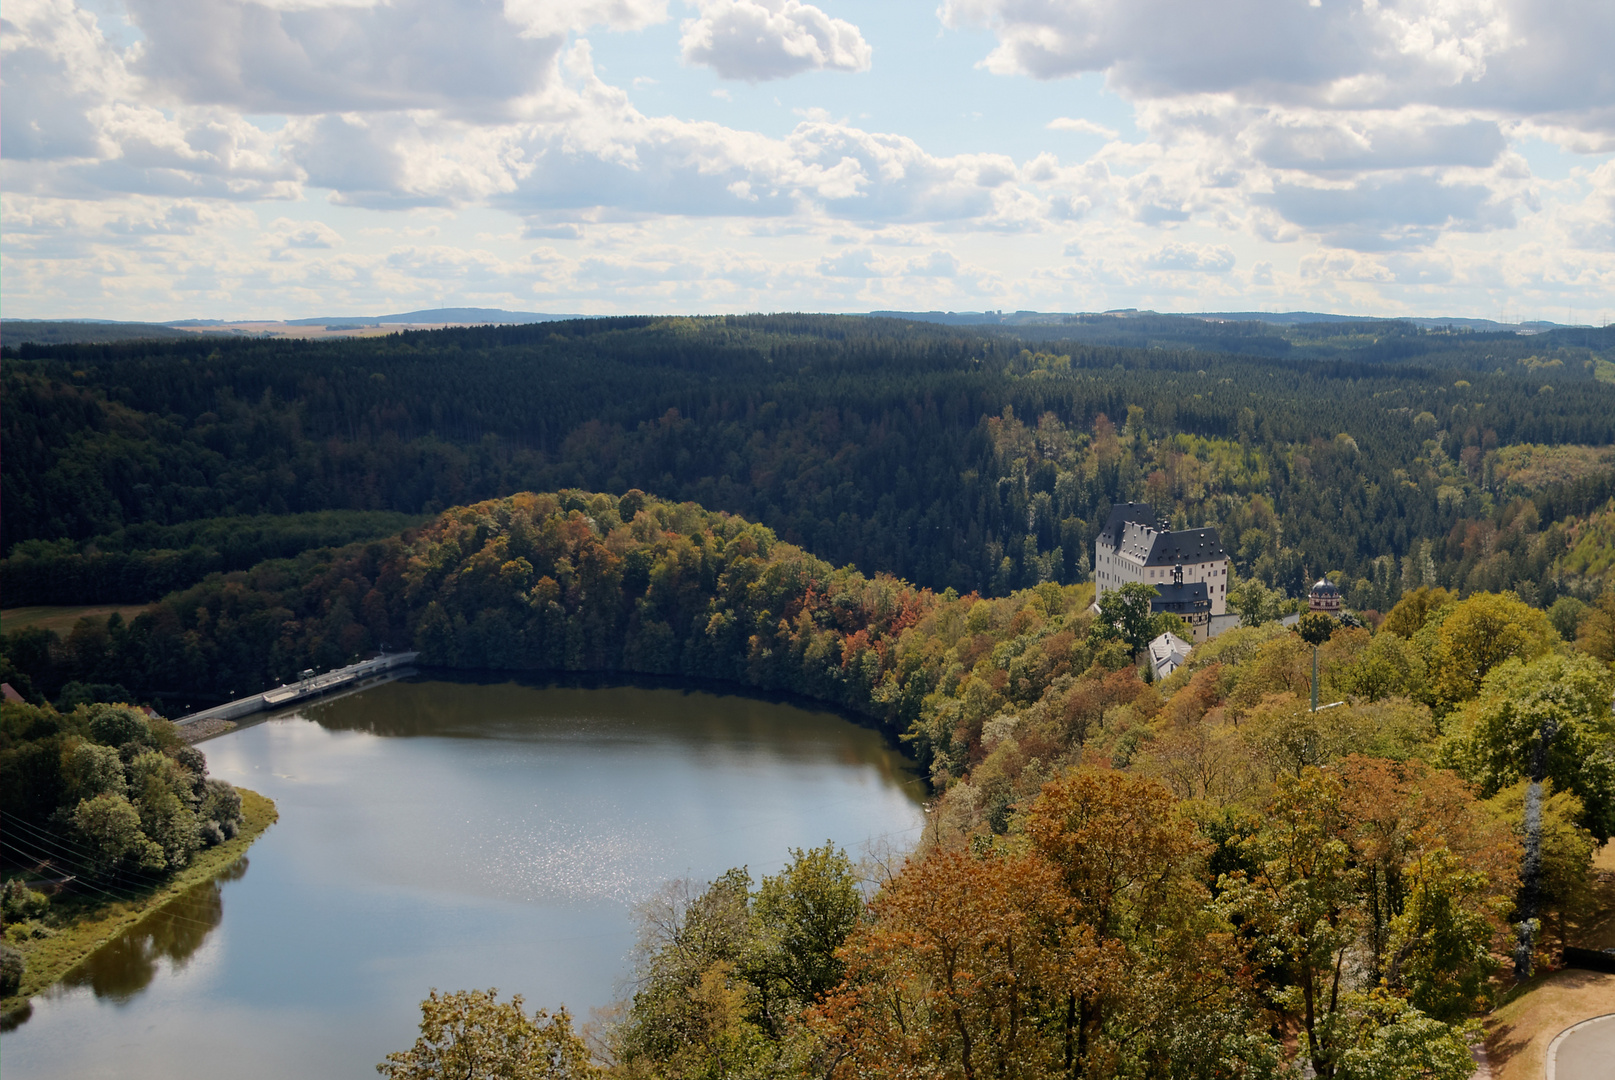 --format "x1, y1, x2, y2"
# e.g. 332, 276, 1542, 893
0, 604, 153, 637
1, 787, 277, 1019
1484, 841, 1615, 1079
1485, 969, 1615, 1080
